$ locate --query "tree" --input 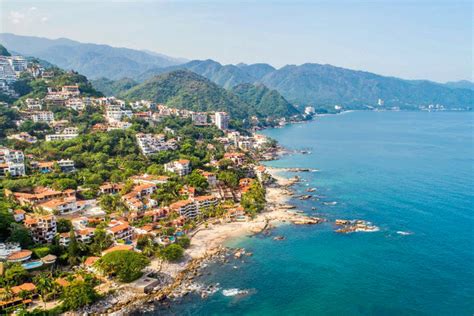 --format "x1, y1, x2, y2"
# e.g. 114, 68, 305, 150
88, 228, 113, 256
0, 208, 14, 240
95, 250, 149, 283
34, 272, 54, 308
241, 181, 266, 216
4, 263, 29, 286
57, 218, 73, 233
159, 244, 184, 262
218, 170, 239, 189
186, 171, 208, 194
7, 223, 33, 248
52, 178, 77, 190
60, 280, 98, 311
67, 230, 81, 266
176, 236, 191, 249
